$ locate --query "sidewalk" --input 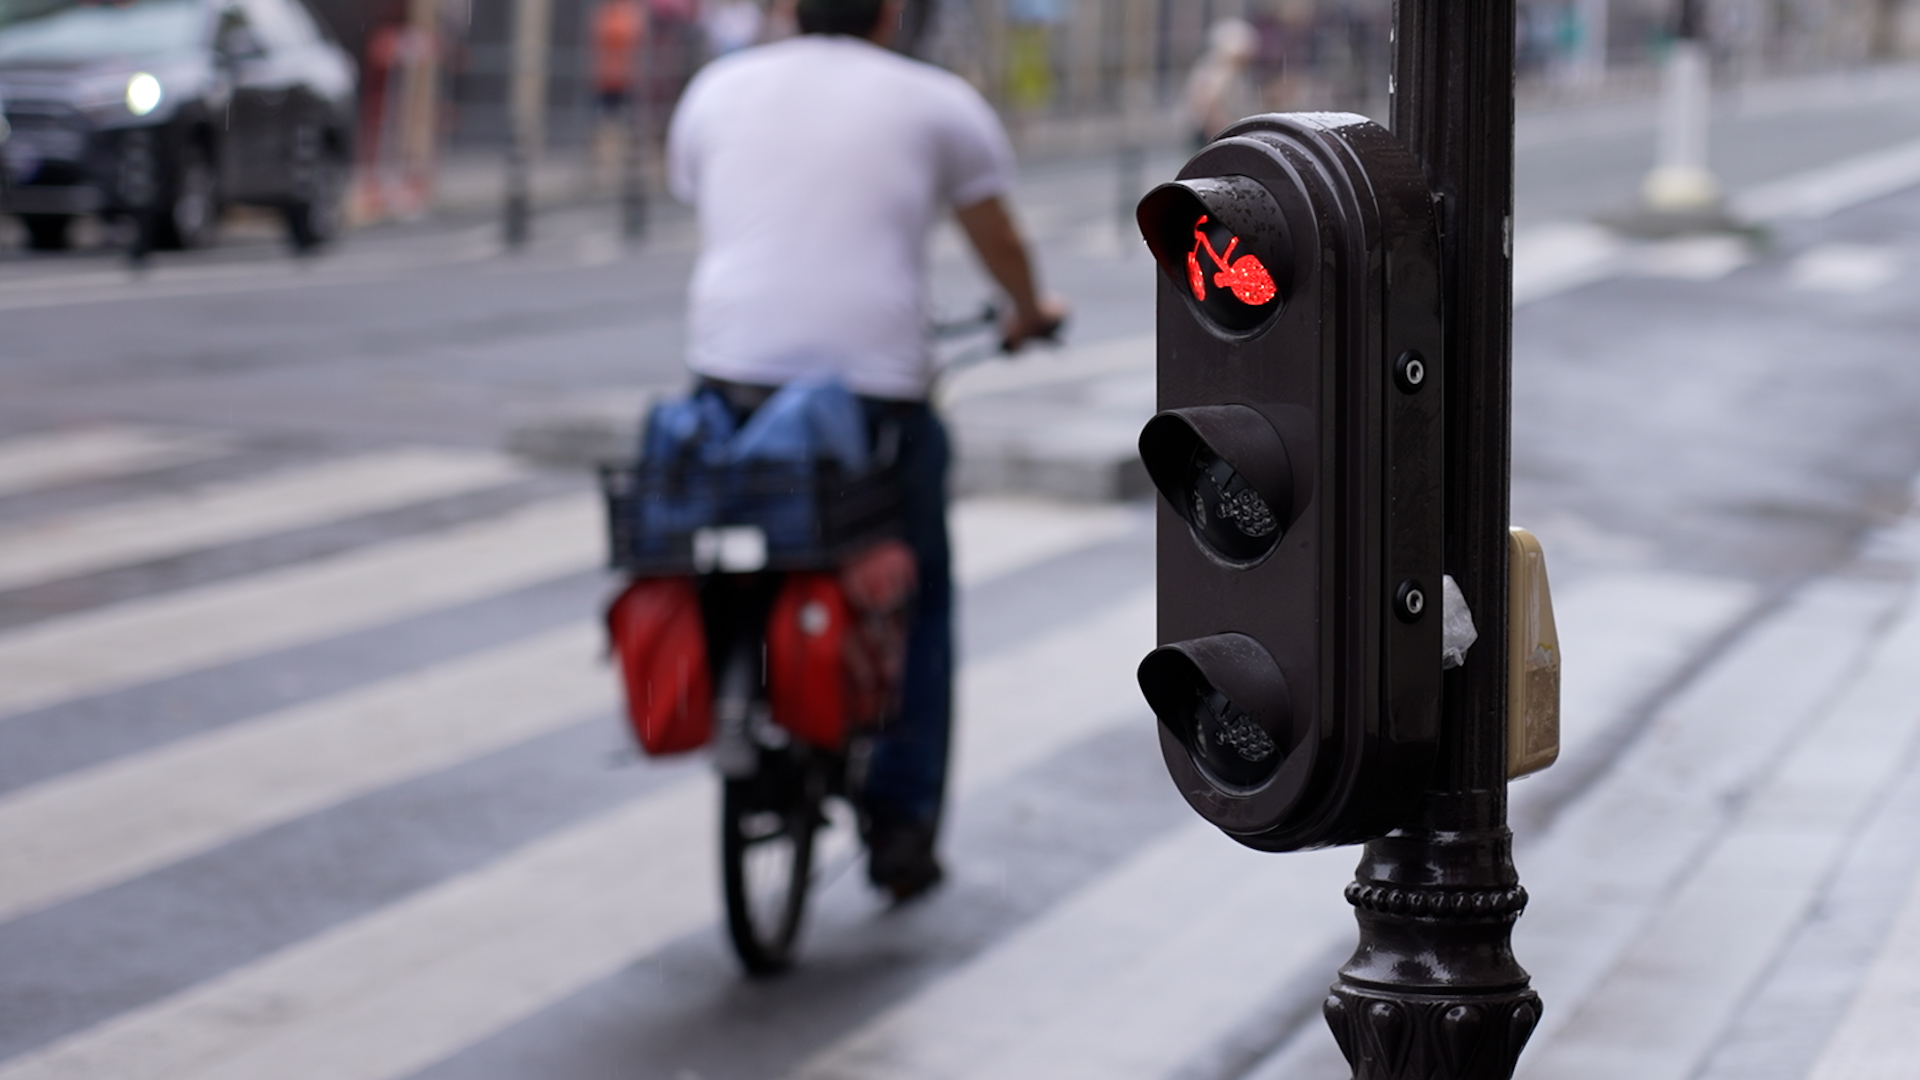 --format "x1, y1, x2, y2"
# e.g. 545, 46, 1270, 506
1235, 477, 1920, 1080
